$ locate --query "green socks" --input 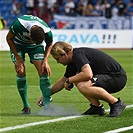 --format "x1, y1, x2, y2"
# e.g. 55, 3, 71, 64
17, 75, 51, 109
16, 76, 30, 108
40, 75, 51, 108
